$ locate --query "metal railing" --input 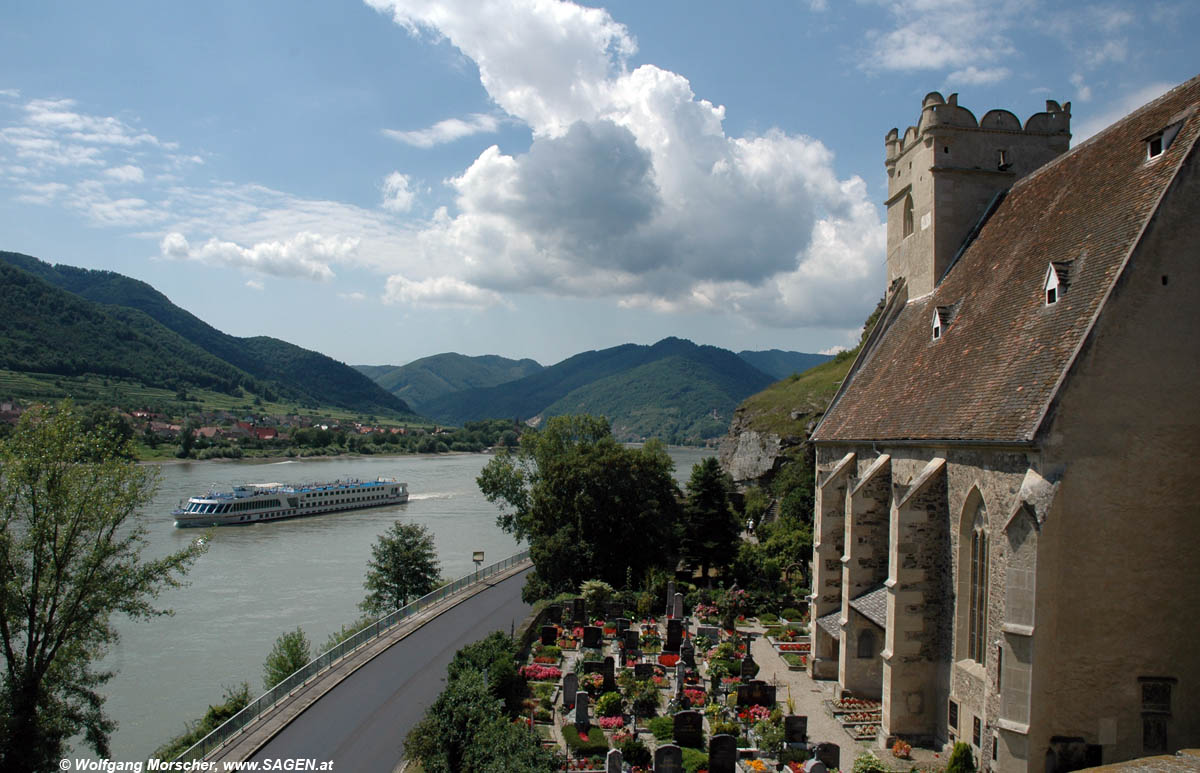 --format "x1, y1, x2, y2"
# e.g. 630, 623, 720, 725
177, 549, 531, 761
